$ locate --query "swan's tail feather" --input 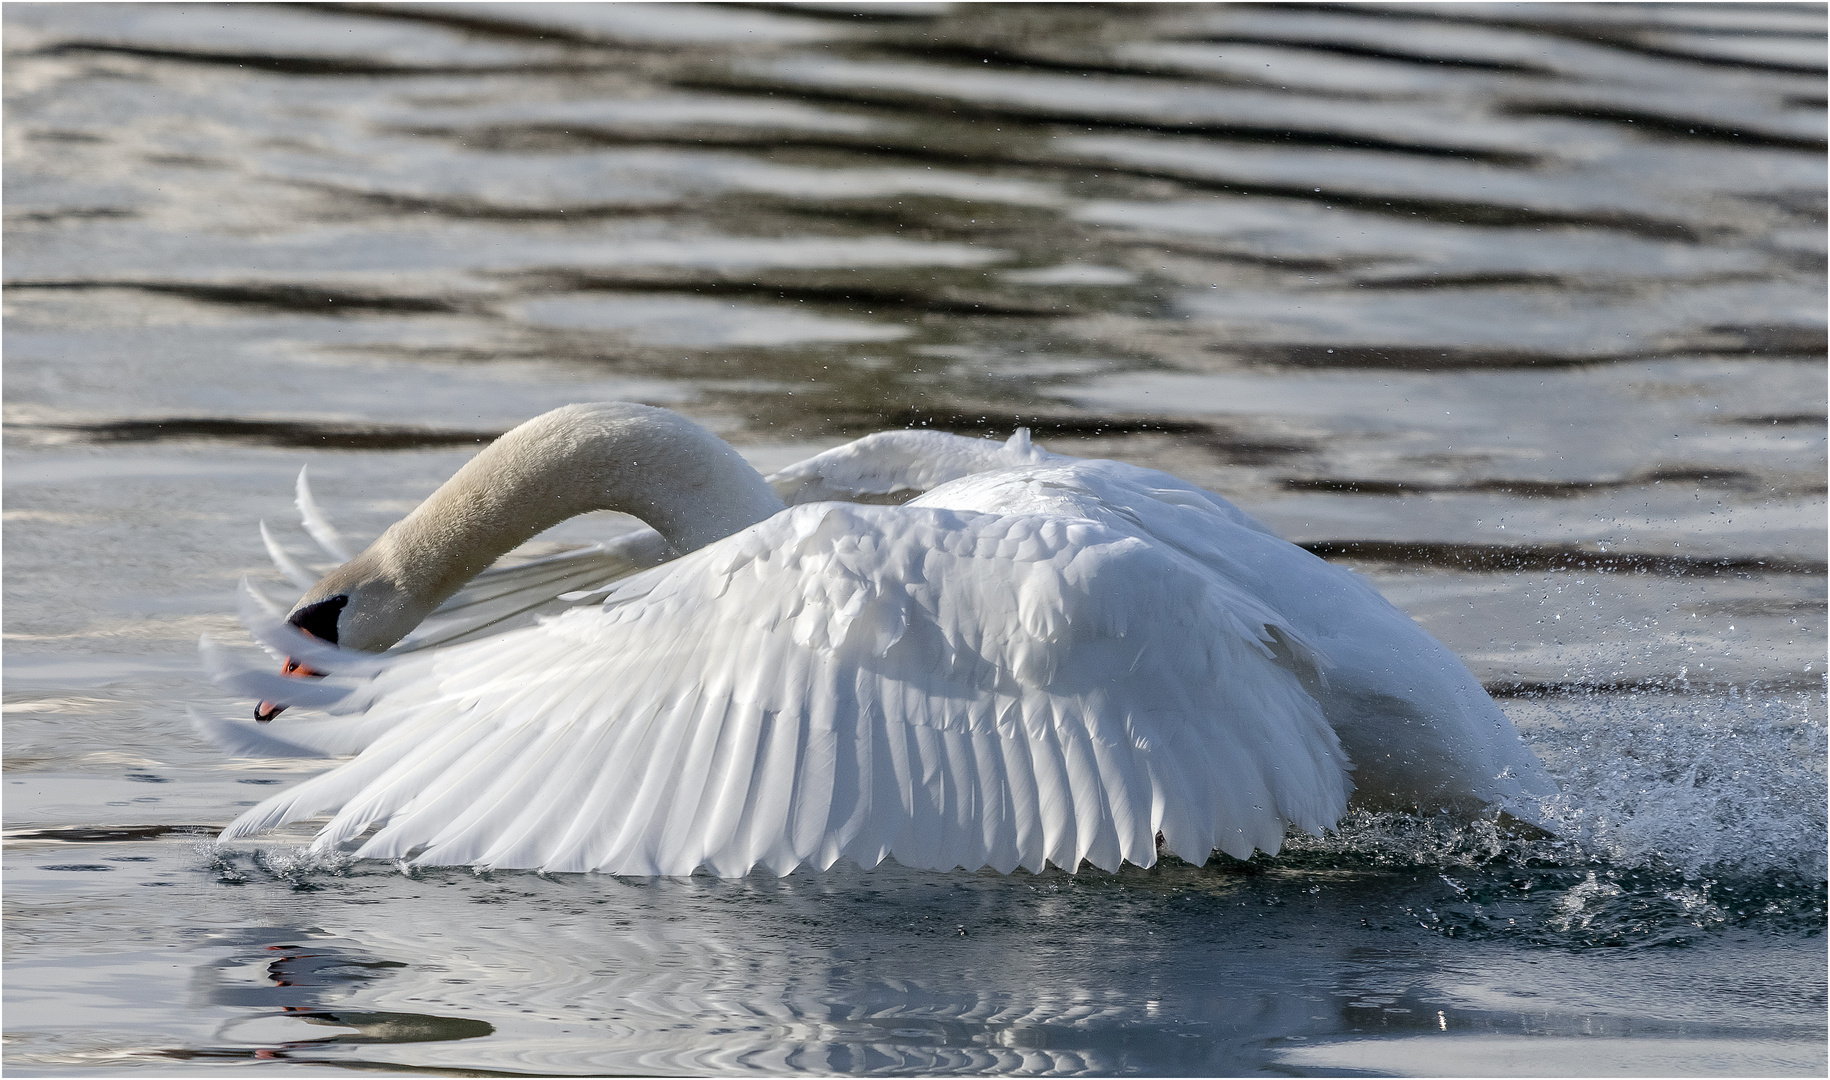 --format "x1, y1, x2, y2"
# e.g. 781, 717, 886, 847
295, 466, 353, 563
259, 520, 318, 590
